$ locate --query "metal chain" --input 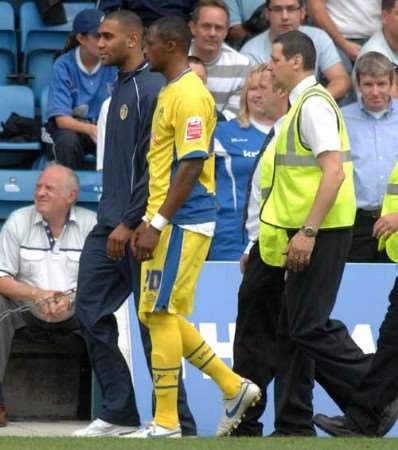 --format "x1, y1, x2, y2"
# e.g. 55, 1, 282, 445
0, 288, 77, 323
